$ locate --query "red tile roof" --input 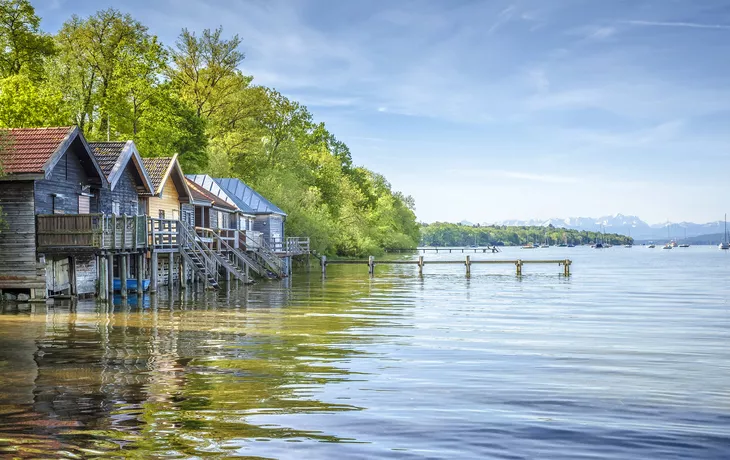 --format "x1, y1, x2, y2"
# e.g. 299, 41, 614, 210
0, 127, 75, 174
